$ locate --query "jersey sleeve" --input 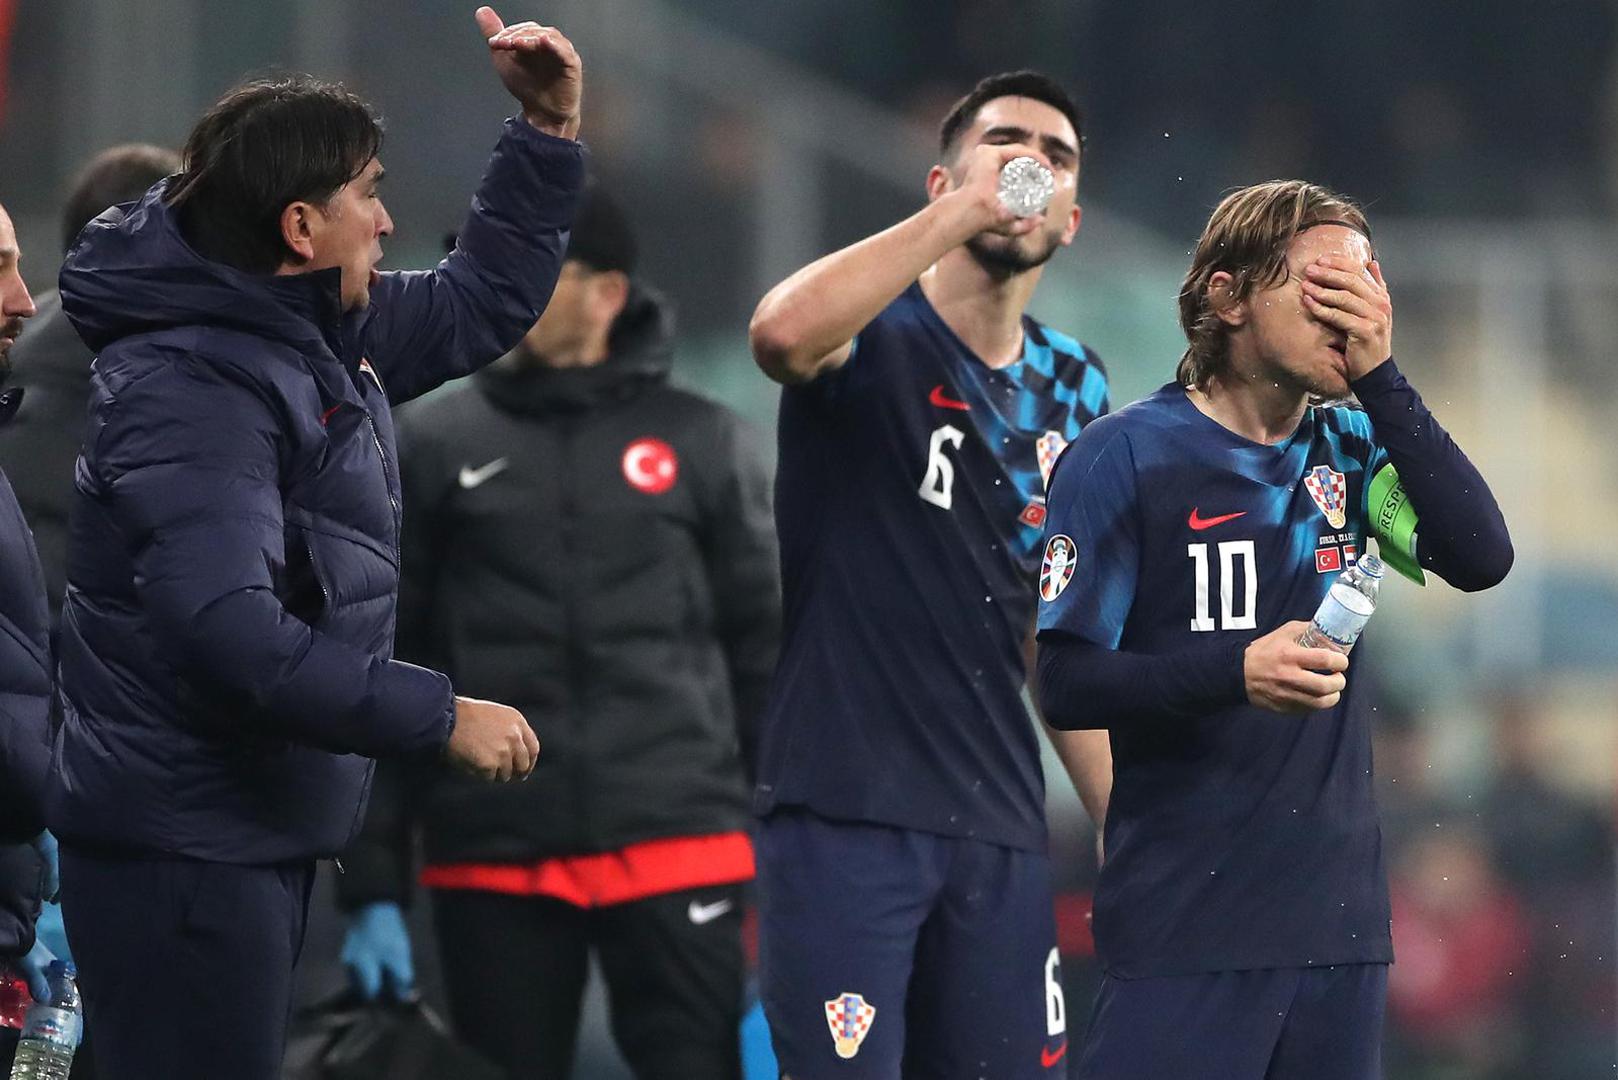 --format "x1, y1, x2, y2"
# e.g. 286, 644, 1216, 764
1036, 422, 1140, 649
1352, 359, 1512, 592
